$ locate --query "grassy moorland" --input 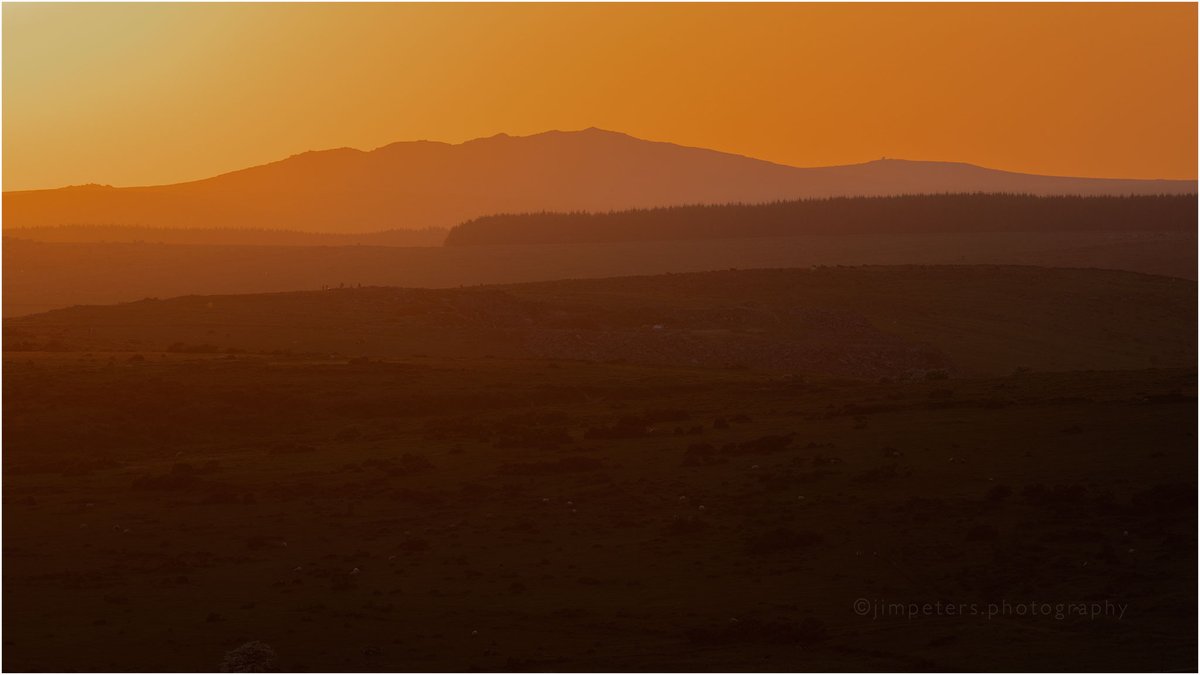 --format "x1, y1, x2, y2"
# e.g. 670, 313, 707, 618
6, 266, 1194, 377
3, 265, 1196, 671
4, 358, 1195, 671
